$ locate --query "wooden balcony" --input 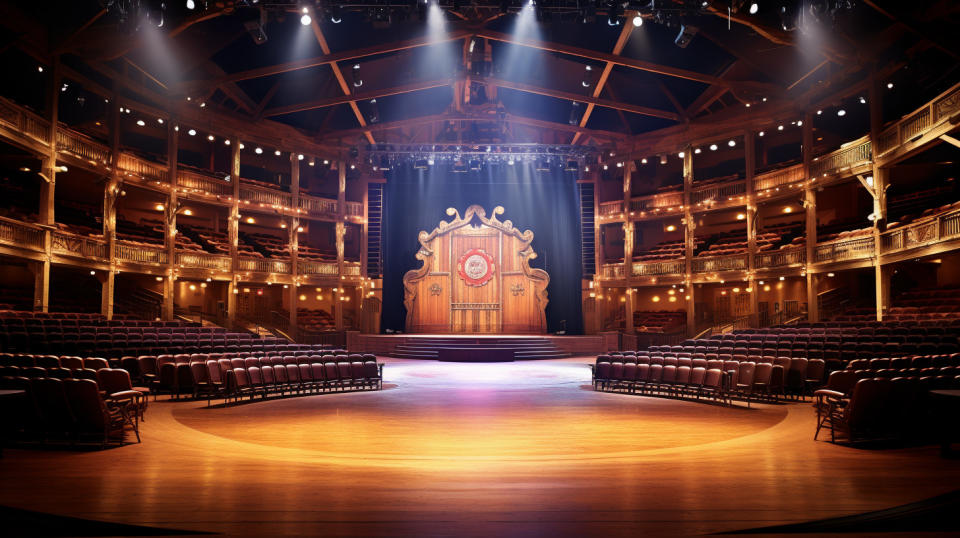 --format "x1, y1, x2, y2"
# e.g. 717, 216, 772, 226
628, 190, 683, 218
632, 259, 684, 277
115, 241, 168, 265
298, 259, 338, 276
880, 208, 960, 257
237, 256, 292, 274
56, 128, 111, 168
175, 250, 232, 271
754, 164, 804, 197
0, 217, 45, 252
239, 182, 293, 210
810, 135, 872, 179
598, 200, 624, 218
755, 246, 805, 269
600, 263, 625, 278
298, 194, 338, 217
690, 178, 746, 212
345, 201, 364, 217
177, 170, 233, 198
0, 97, 50, 150
343, 261, 361, 276
51, 231, 107, 260
692, 253, 748, 273
116, 153, 169, 185
876, 82, 960, 161
813, 235, 874, 264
